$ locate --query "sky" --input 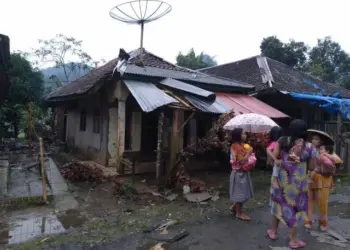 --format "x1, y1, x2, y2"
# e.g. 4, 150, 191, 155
1, 0, 350, 66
